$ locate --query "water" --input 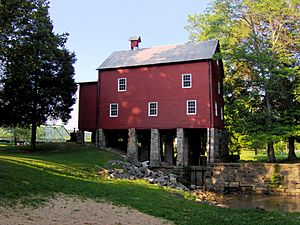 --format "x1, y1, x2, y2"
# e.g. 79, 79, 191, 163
222, 194, 300, 212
